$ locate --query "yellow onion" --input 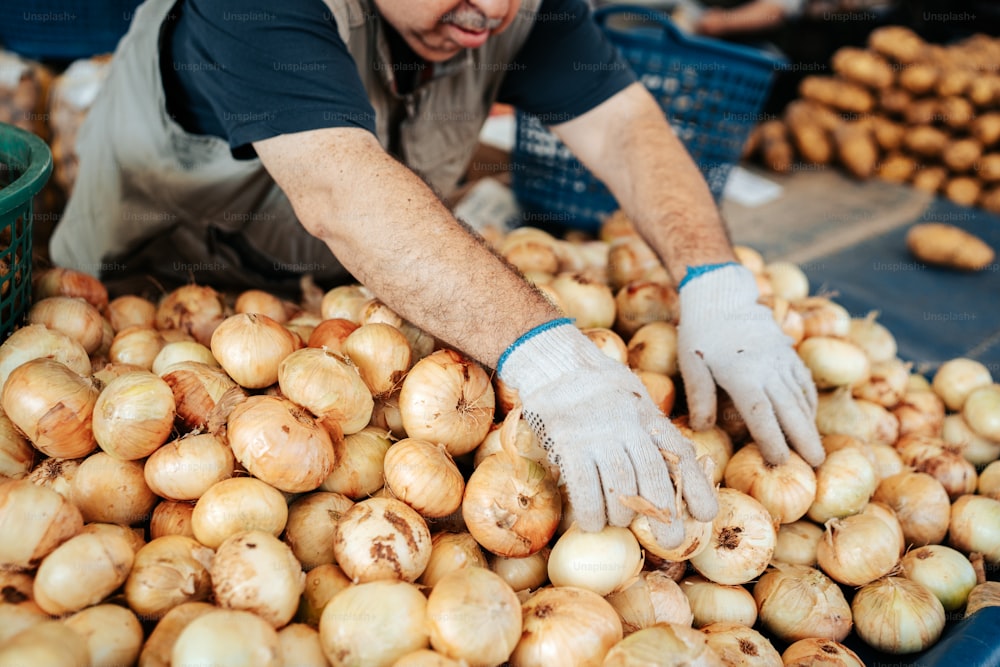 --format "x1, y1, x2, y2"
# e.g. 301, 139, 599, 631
798, 336, 871, 389
27, 296, 105, 355
816, 502, 904, 586
733, 245, 765, 273
80, 522, 147, 555
462, 409, 560, 558
107, 294, 157, 332
932, 357, 993, 411
227, 394, 336, 493
680, 575, 758, 628
144, 432, 235, 501
0, 407, 32, 479
151, 340, 219, 376
296, 563, 352, 628
965, 581, 1000, 618
806, 445, 877, 524
949, 494, 1000, 564
277, 624, 326, 667
211, 313, 300, 389
584, 327, 629, 365
191, 476, 288, 549
234, 289, 289, 322
764, 261, 809, 301
606, 235, 662, 290
0, 619, 90, 667
794, 296, 851, 339
171, 608, 280, 666
547, 524, 643, 596
871, 442, 906, 480
851, 577, 945, 654
895, 434, 977, 500
723, 444, 816, 524
0, 479, 83, 570
781, 638, 865, 666
852, 357, 910, 407
210, 530, 304, 628
627, 321, 678, 376
399, 349, 495, 457
762, 295, 806, 345
892, 389, 945, 438
772, 519, 824, 566
613, 281, 678, 338
753, 563, 852, 643
71, 452, 157, 525
673, 417, 733, 486
489, 547, 550, 593
606, 569, 693, 633
629, 504, 713, 564
474, 418, 555, 480
321, 284, 373, 322
63, 603, 143, 667
604, 622, 724, 666
0, 592, 49, 645
943, 413, 1000, 466
1, 357, 99, 459
307, 317, 359, 352
342, 322, 412, 398
425, 567, 522, 665
418, 531, 488, 588
689, 488, 777, 586
847, 312, 897, 364
636, 370, 676, 416
980, 460, 1000, 500
398, 320, 436, 363
549, 271, 616, 329
320, 580, 429, 666
702, 624, 782, 667
370, 390, 408, 439
320, 426, 392, 499
284, 491, 353, 571
108, 325, 166, 369
392, 649, 469, 666
124, 535, 214, 619
963, 383, 1000, 442
150, 500, 197, 539
0, 323, 91, 389
161, 361, 242, 431
502, 237, 560, 275
25, 456, 81, 500
815, 387, 875, 442
155, 284, 229, 347
137, 601, 216, 667
34, 266, 109, 310
512, 586, 623, 667
872, 471, 950, 546
32, 528, 134, 615
92, 370, 176, 460
899, 544, 977, 612
359, 298, 404, 328
384, 438, 465, 518
856, 399, 899, 447
333, 496, 432, 583
278, 347, 374, 436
